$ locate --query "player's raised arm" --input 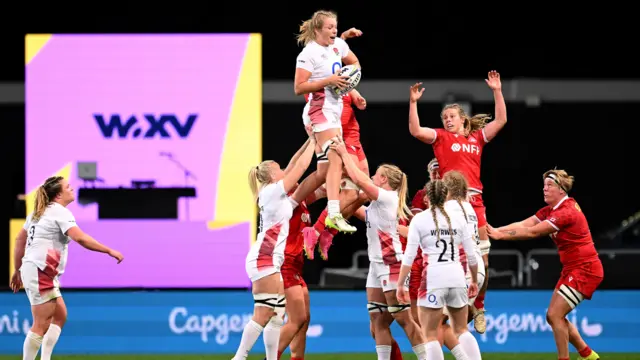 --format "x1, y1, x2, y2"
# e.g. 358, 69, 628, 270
482, 71, 507, 142
494, 215, 540, 232
284, 137, 312, 176
66, 227, 123, 263
487, 221, 557, 241
283, 126, 317, 193
330, 138, 380, 201
408, 83, 437, 144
